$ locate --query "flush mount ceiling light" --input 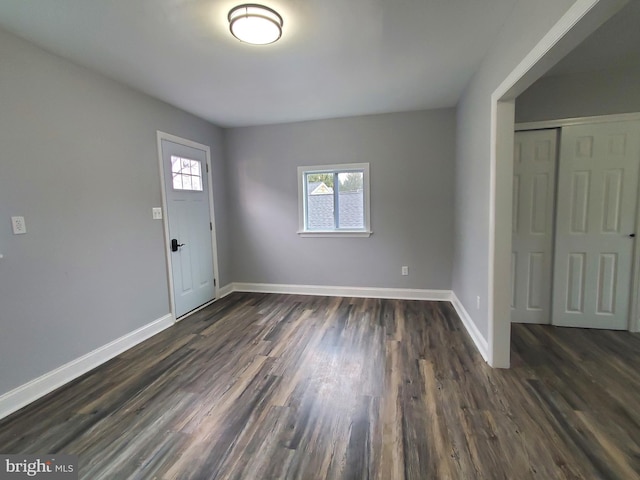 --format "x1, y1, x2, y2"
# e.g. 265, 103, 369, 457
228, 4, 283, 45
